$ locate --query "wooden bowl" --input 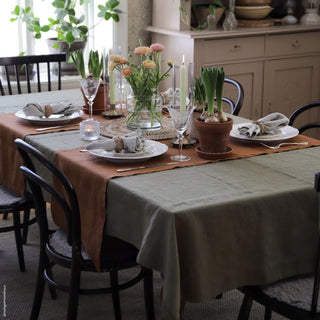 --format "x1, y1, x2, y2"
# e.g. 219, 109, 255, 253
235, 5, 273, 20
